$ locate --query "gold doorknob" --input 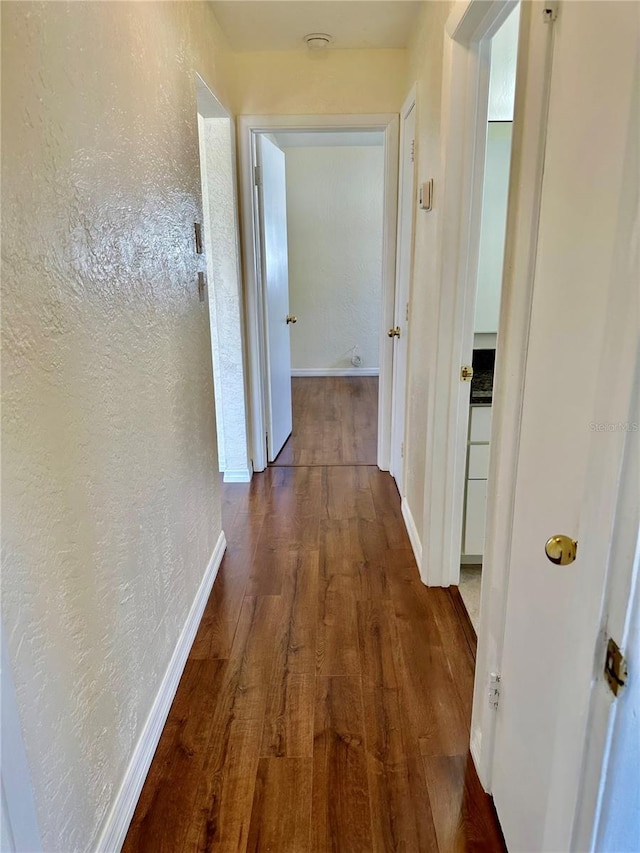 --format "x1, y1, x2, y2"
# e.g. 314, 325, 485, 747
544, 535, 578, 566
286, 315, 297, 324
388, 326, 401, 338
